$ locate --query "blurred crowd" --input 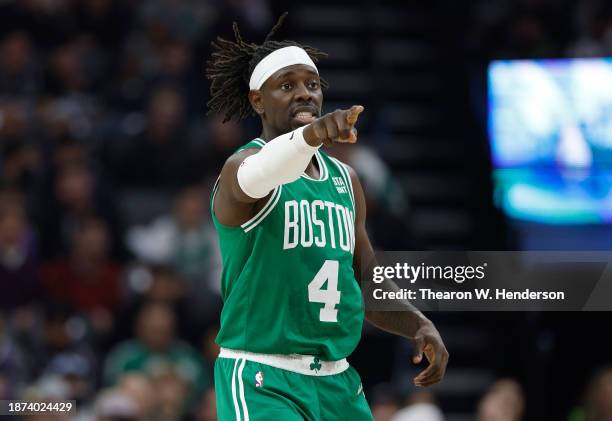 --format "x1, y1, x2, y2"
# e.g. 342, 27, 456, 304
0, 0, 272, 419
371, 371, 612, 421
468, 0, 612, 58
1, 0, 612, 420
